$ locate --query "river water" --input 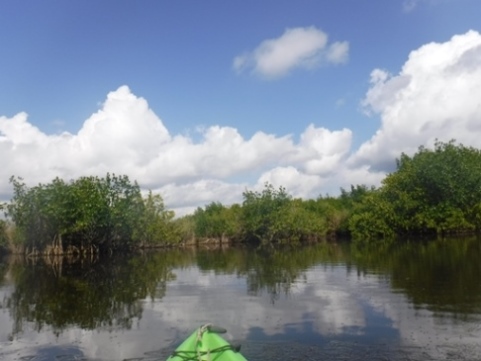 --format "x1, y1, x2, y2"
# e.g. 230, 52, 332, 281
0, 238, 480, 361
